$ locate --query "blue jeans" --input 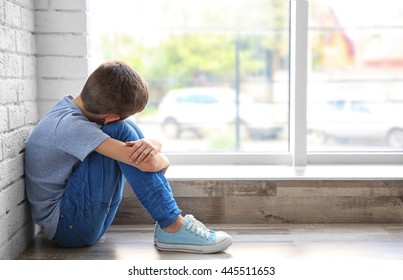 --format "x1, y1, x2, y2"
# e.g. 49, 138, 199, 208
52, 119, 182, 247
